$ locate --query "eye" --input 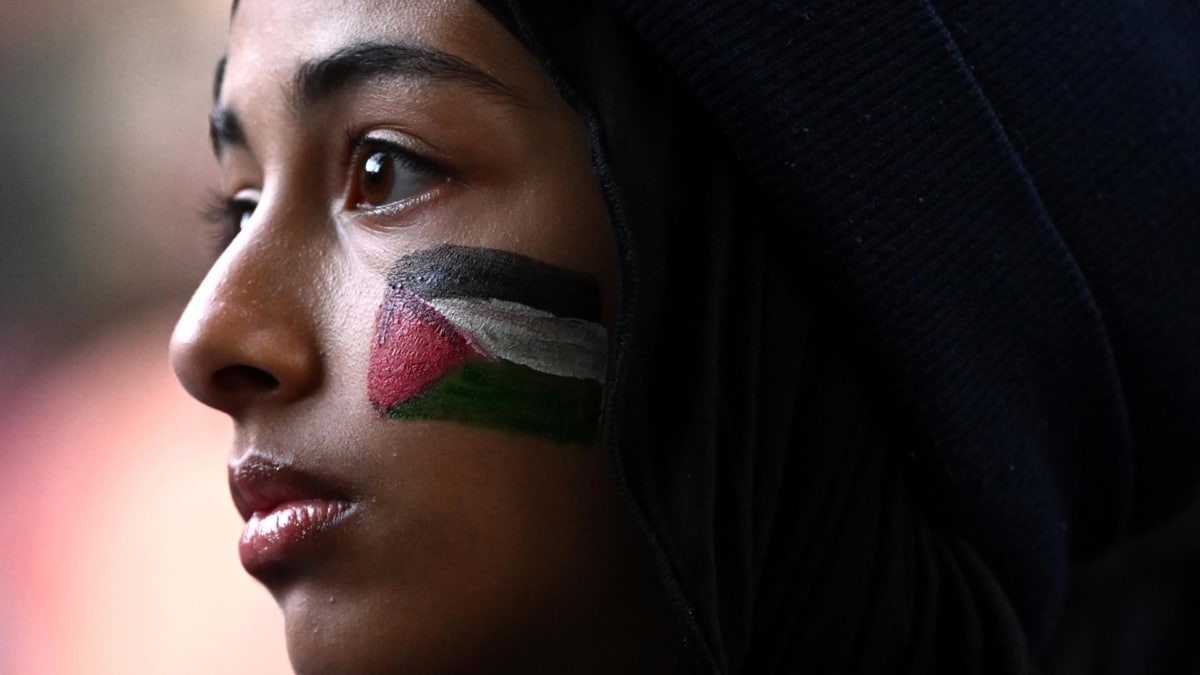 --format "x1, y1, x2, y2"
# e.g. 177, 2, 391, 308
201, 190, 258, 252
351, 138, 442, 211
